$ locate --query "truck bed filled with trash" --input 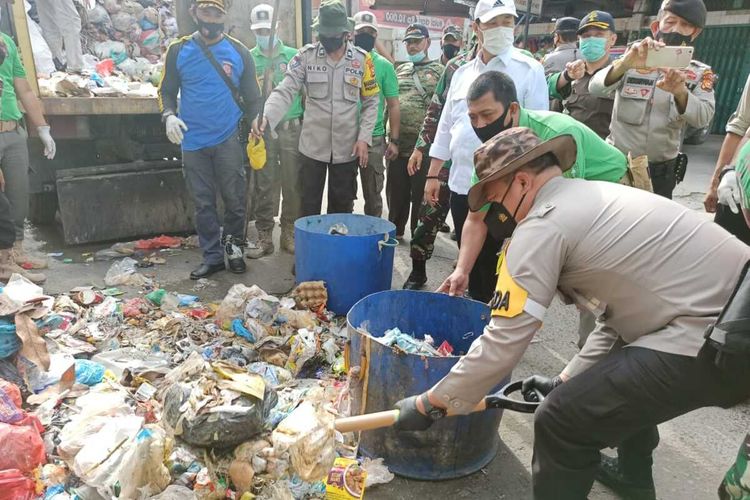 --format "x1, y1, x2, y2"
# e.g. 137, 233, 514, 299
30, 0, 178, 99
0, 271, 397, 499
